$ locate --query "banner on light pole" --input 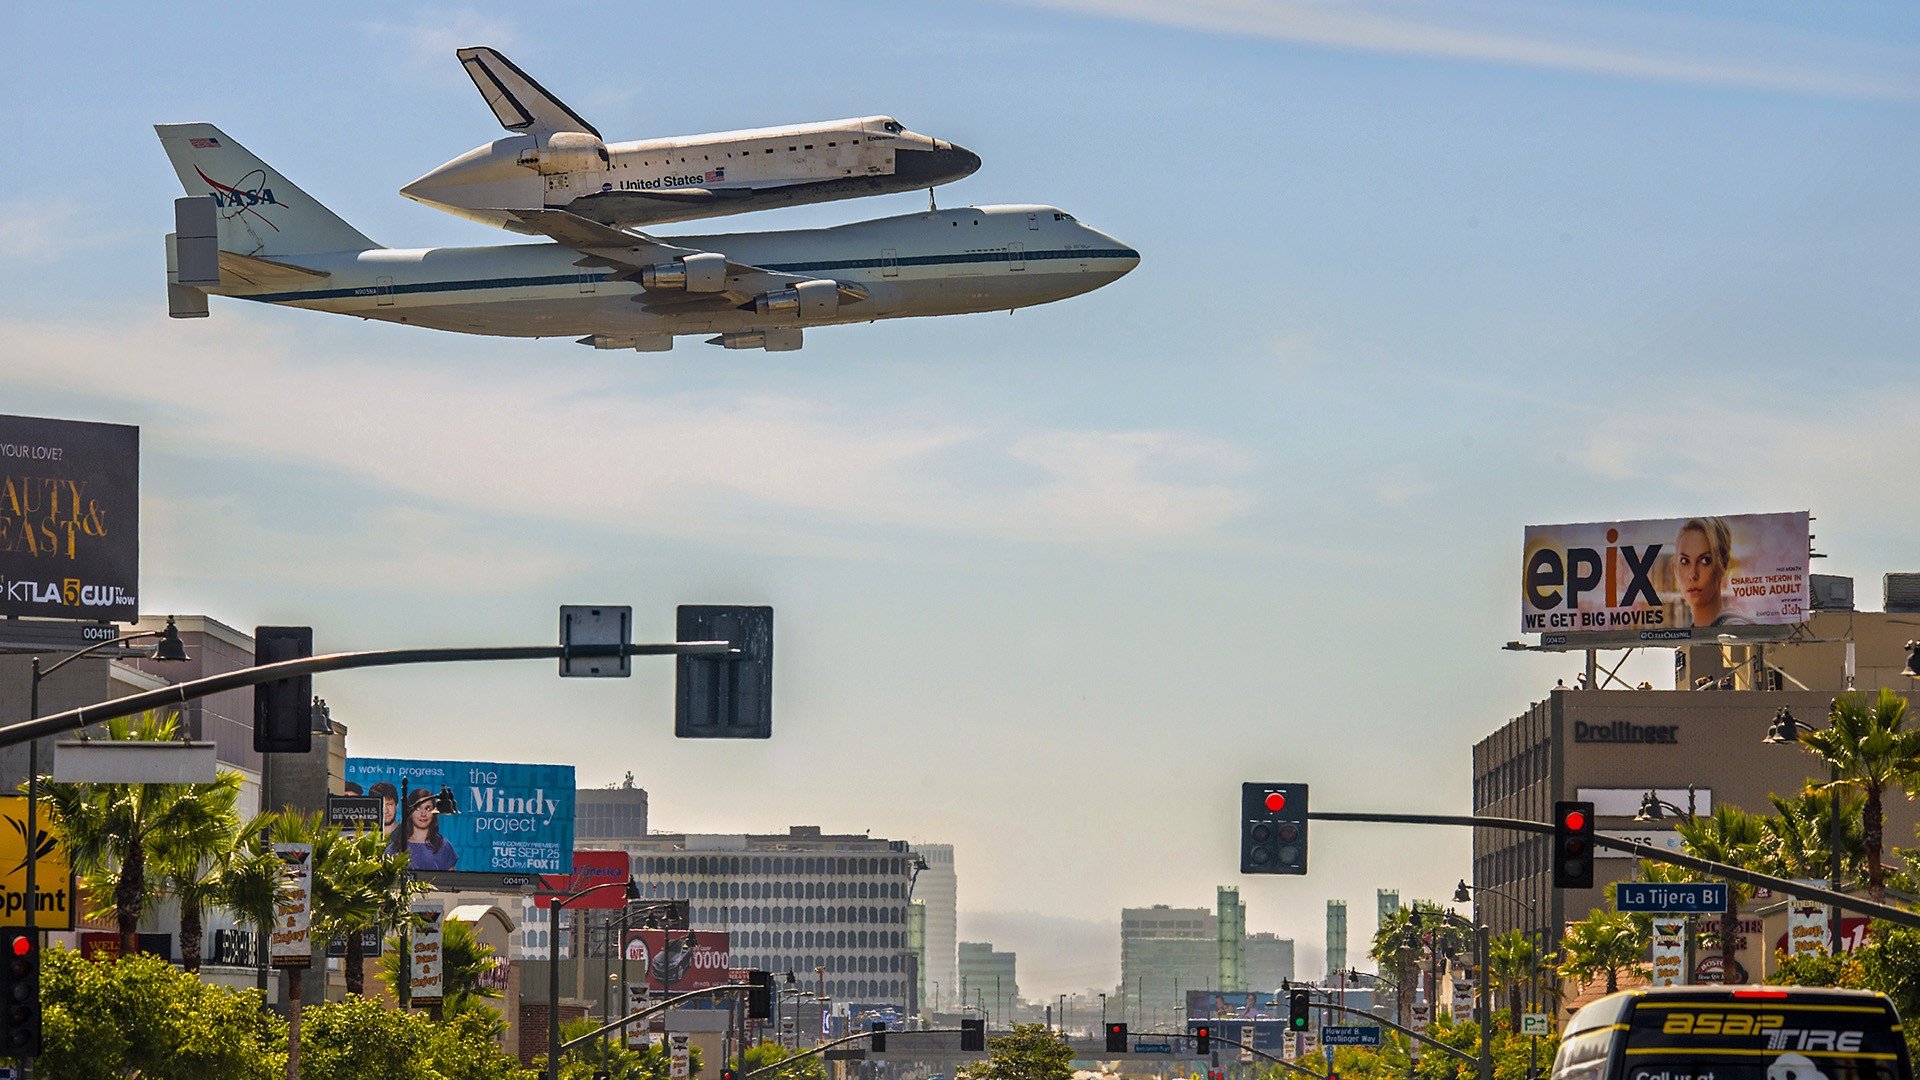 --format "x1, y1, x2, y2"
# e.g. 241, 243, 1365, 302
626, 982, 652, 1048
1650, 919, 1687, 987
1788, 881, 1829, 956
269, 844, 312, 968
410, 902, 444, 1005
